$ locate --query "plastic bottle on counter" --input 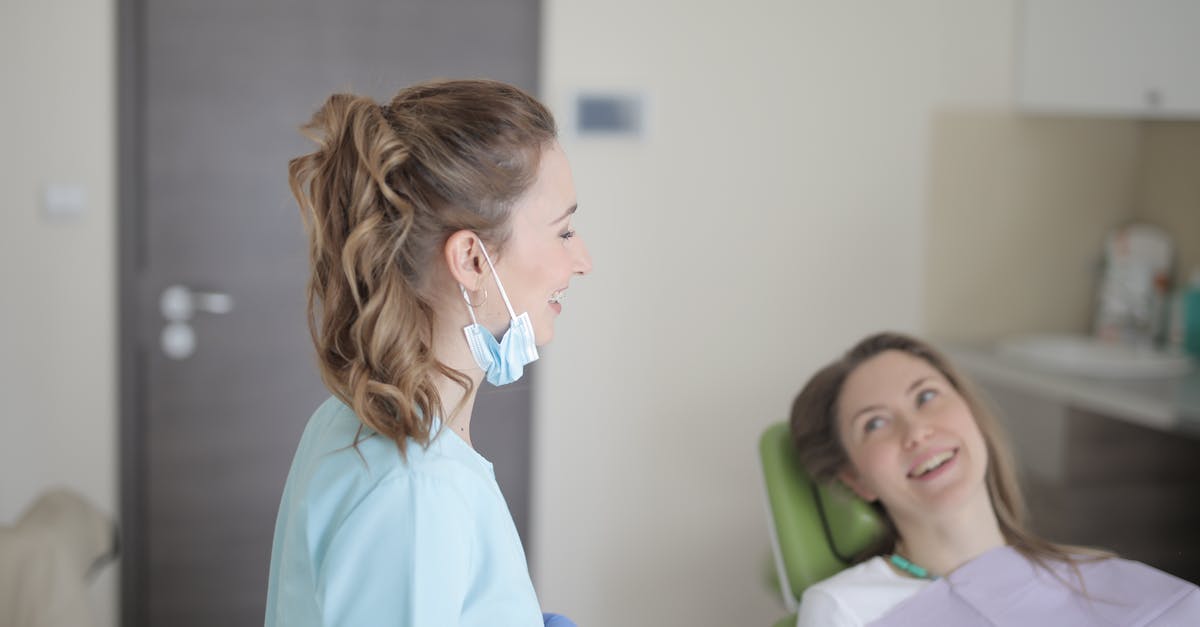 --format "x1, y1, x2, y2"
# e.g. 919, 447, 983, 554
1185, 269, 1200, 360
1093, 223, 1172, 346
